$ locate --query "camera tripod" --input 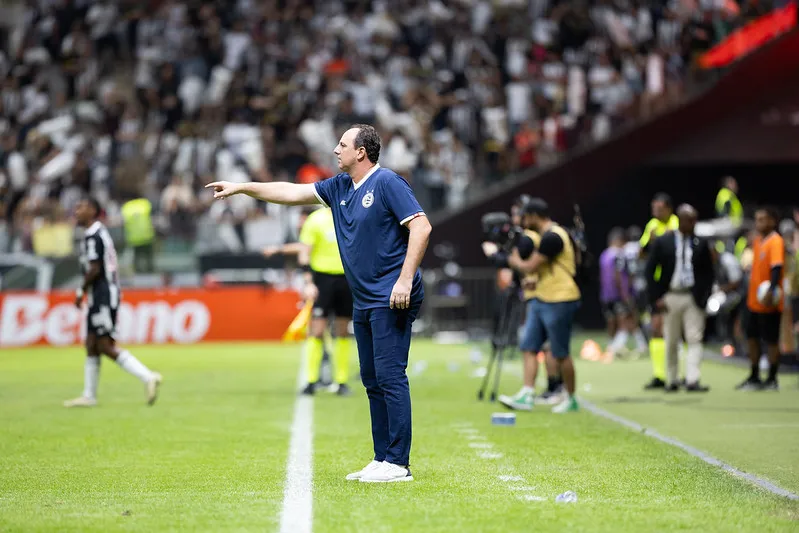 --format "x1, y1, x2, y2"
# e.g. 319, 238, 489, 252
478, 284, 524, 402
